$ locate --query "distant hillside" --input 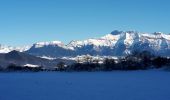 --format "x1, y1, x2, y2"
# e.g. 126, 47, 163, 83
0, 50, 74, 68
